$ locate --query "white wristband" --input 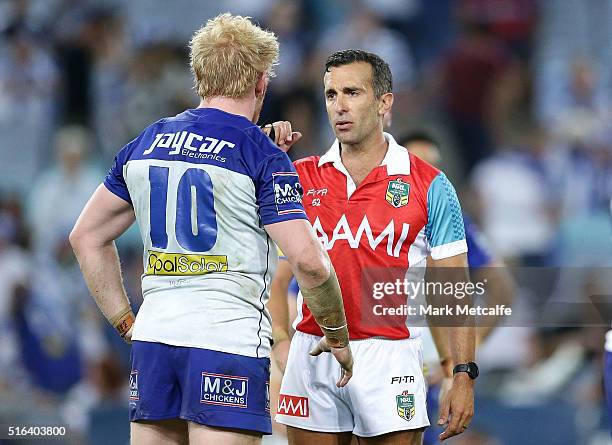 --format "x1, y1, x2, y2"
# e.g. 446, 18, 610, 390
321, 323, 347, 331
